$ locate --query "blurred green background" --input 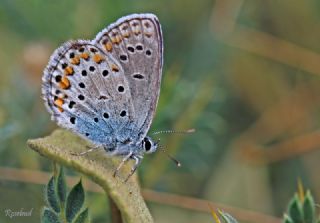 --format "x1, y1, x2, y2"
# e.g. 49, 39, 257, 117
1, 0, 320, 222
